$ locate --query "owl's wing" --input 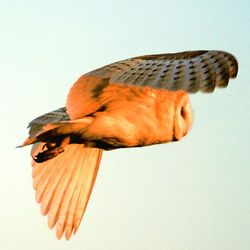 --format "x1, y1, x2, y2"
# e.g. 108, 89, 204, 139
28, 109, 103, 240
28, 107, 69, 138
85, 50, 238, 93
